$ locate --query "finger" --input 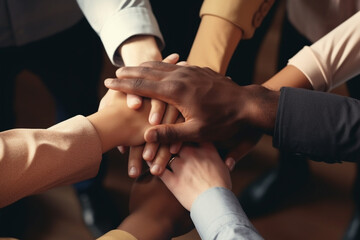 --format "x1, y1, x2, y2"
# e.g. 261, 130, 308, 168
117, 146, 128, 154
170, 142, 182, 154
104, 78, 175, 105
169, 116, 184, 154
162, 105, 179, 123
127, 94, 142, 109
115, 62, 179, 80
176, 61, 189, 66
149, 99, 166, 125
140, 61, 181, 71
128, 145, 144, 178
115, 66, 169, 82
150, 144, 171, 176
146, 104, 179, 162
162, 53, 179, 64
144, 122, 201, 144
224, 157, 236, 172
142, 142, 159, 161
